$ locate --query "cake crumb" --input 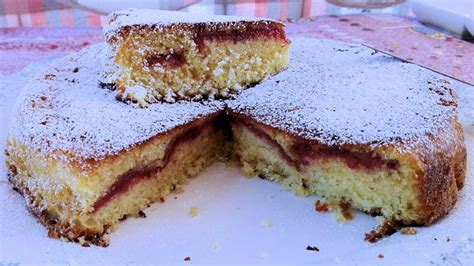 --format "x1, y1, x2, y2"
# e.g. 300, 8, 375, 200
190, 207, 199, 217
446, 236, 452, 242
400, 227, 417, 235
365, 221, 397, 243
78, 236, 90, 247
138, 210, 147, 218
315, 200, 329, 212
212, 240, 220, 251
184, 256, 191, 261
339, 201, 353, 220
261, 220, 273, 229
332, 201, 354, 223
306, 245, 320, 252
378, 253, 384, 259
